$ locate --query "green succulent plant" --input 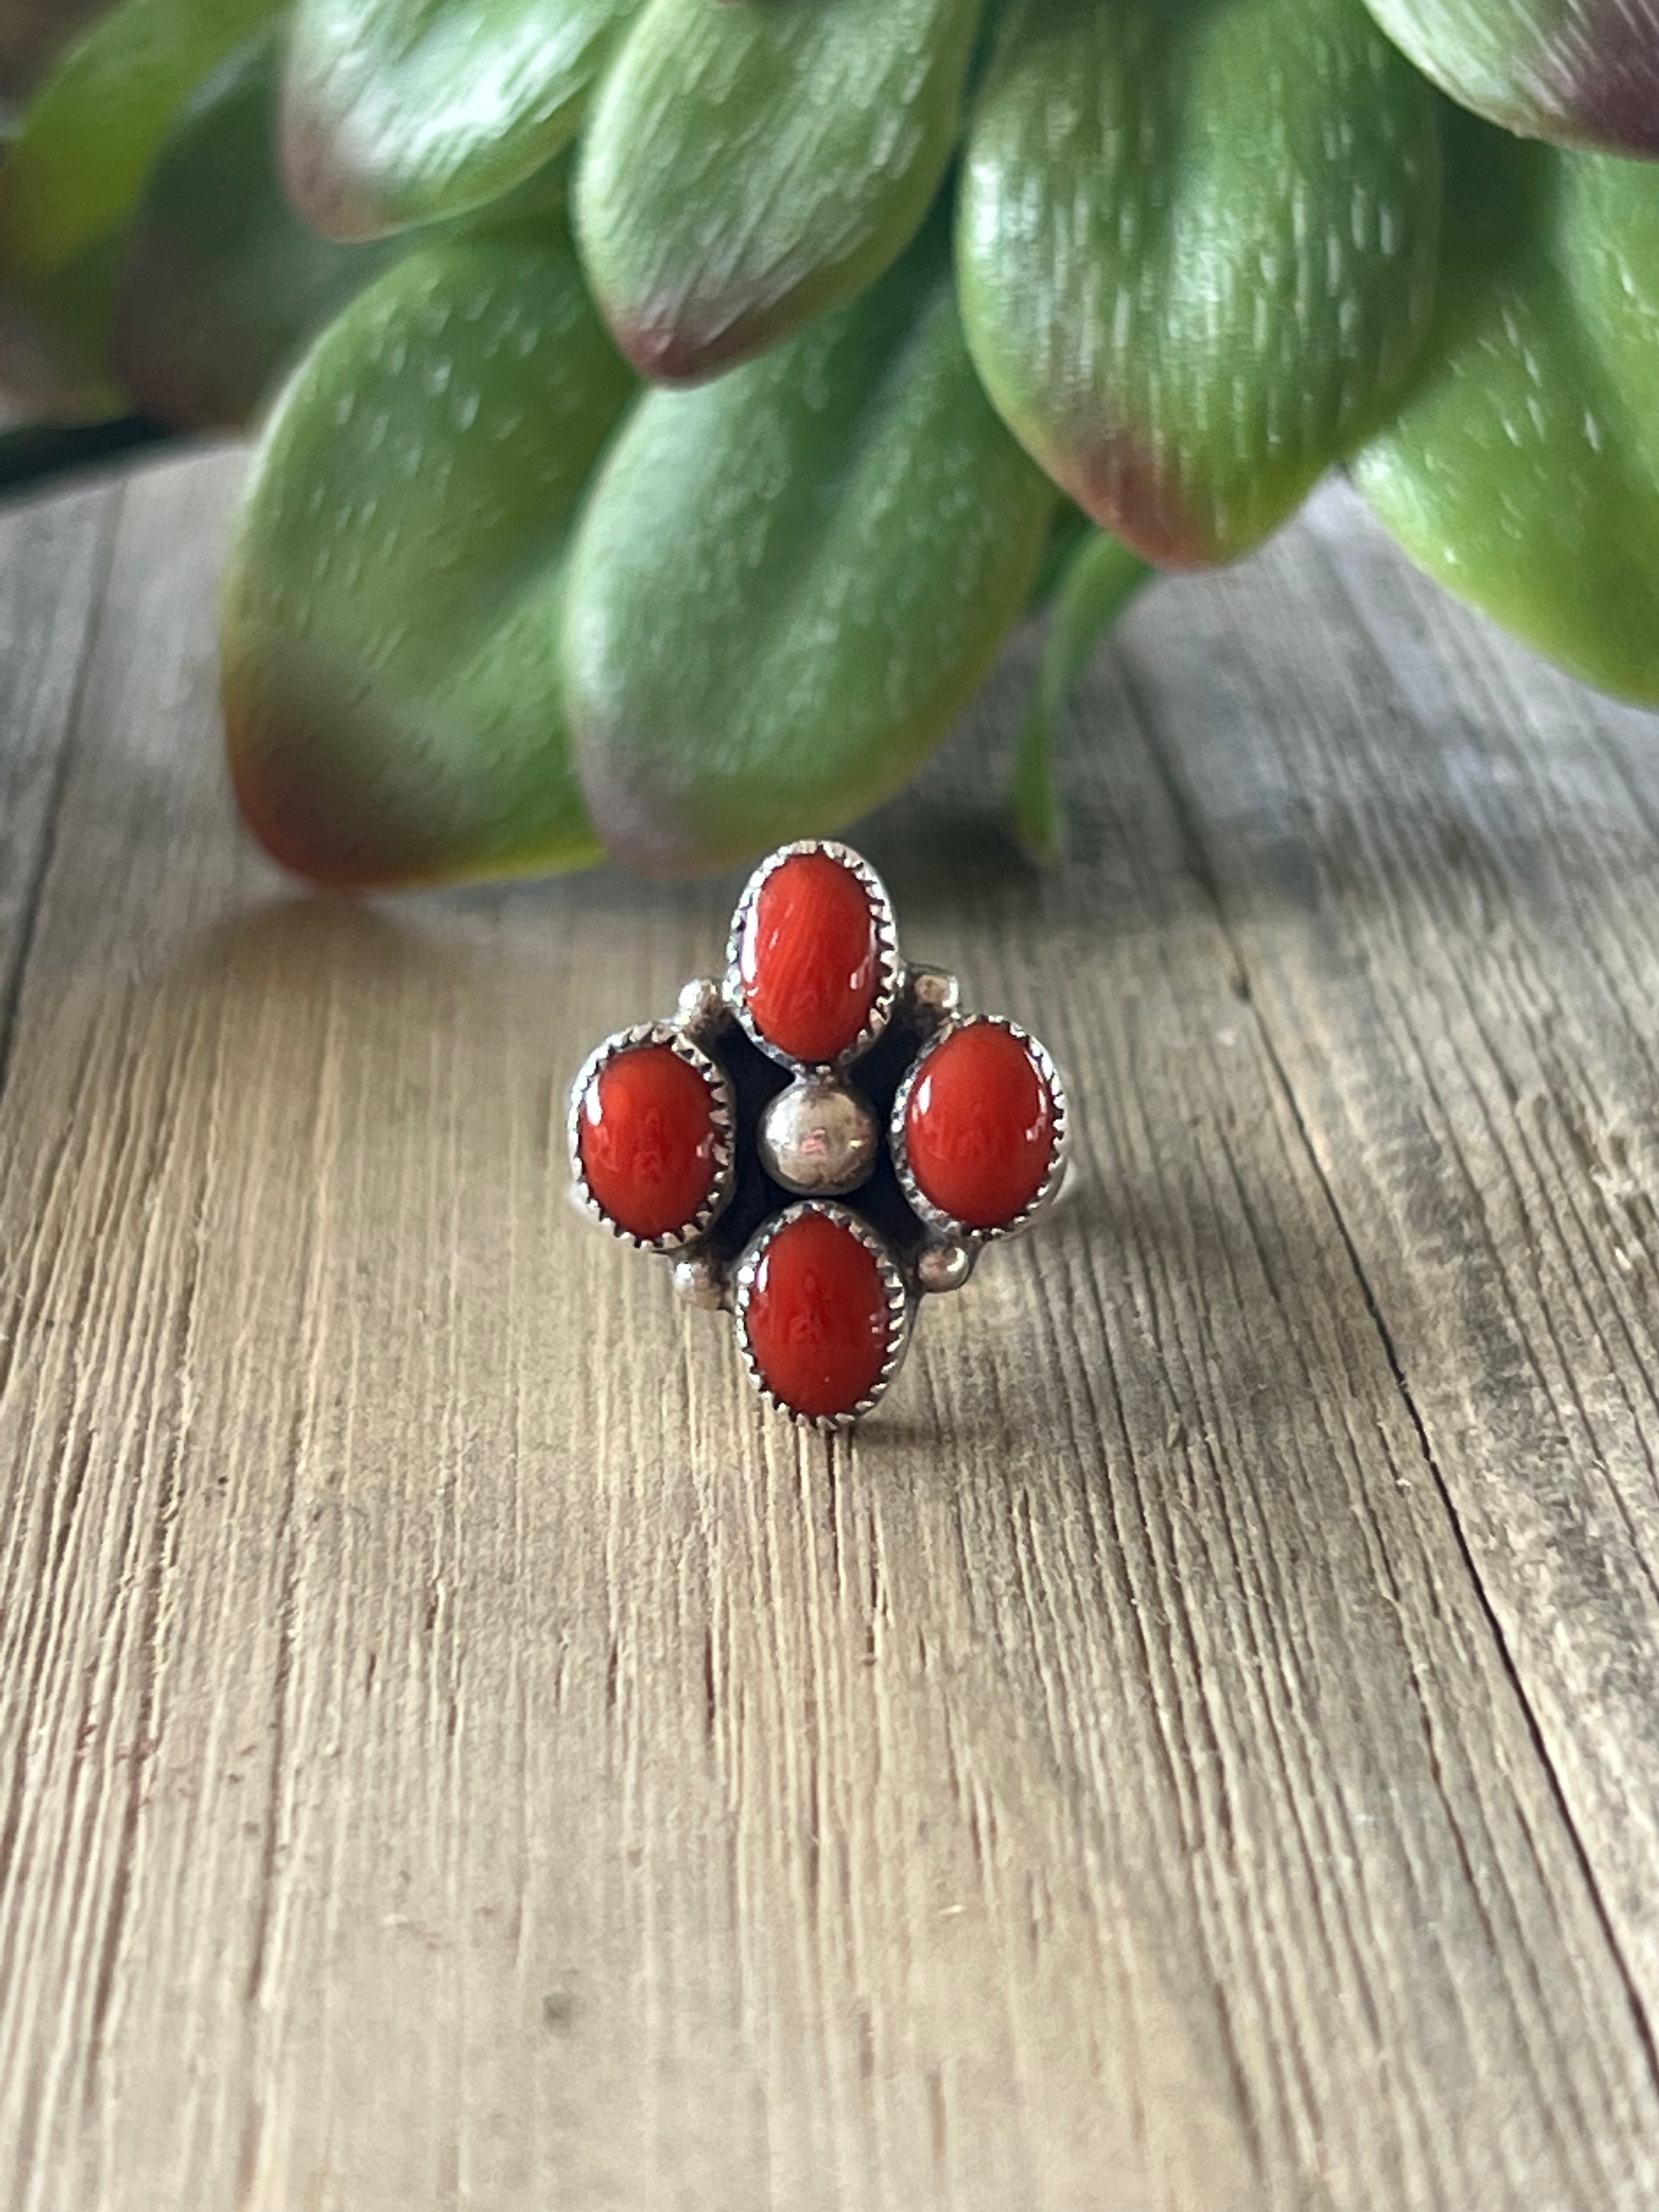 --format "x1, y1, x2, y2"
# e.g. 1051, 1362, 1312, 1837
4, 0, 1659, 883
